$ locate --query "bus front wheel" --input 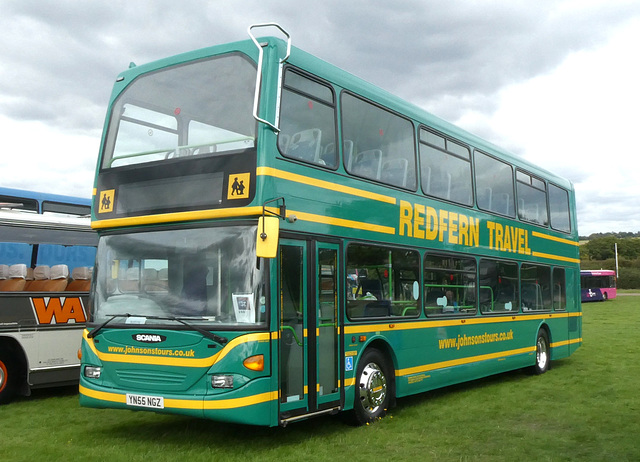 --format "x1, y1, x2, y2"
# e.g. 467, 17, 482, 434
352, 349, 392, 425
533, 329, 550, 375
0, 351, 18, 405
